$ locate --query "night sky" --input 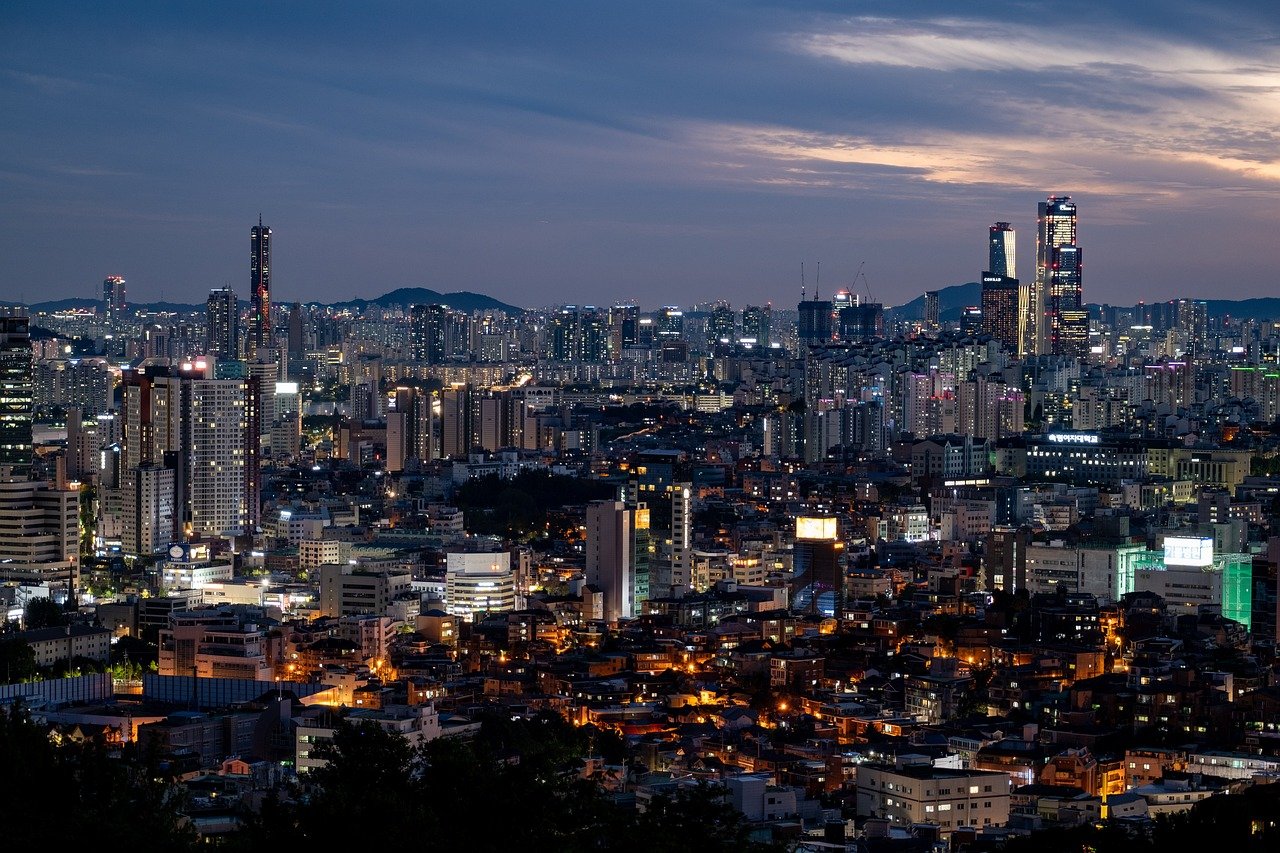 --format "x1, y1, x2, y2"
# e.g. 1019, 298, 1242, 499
3, 1, 1278, 309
